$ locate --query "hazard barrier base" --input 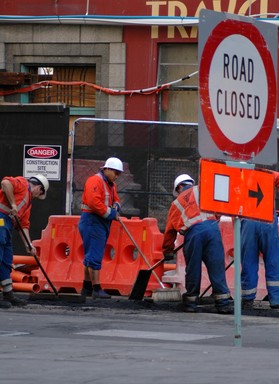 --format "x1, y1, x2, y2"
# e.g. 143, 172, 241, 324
31, 215, 166, 296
